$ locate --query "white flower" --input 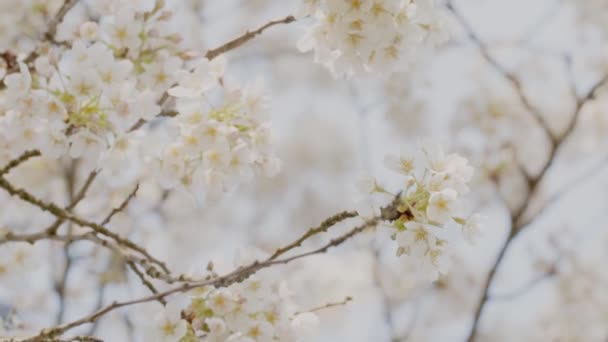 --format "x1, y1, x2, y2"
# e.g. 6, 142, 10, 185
79, 21, 99, 40
100, 10, 141, 49
185, 274, 315, 342
168, 56, 226, 98
397, 222, 435, 256
426, 188, 457, 224
3, 62, 31, 96
141, 53, 183, 92
298, 0, 446, 77
153, 301, 188, 342
67, 69, 103, 100
206, 317, 227, 336
34, 56, 54, 77
424, 144, 474, 194
207, 288, 237, 315
394, 222, 450, 280
384, 153, 416, 175
462, 213, 483, 244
